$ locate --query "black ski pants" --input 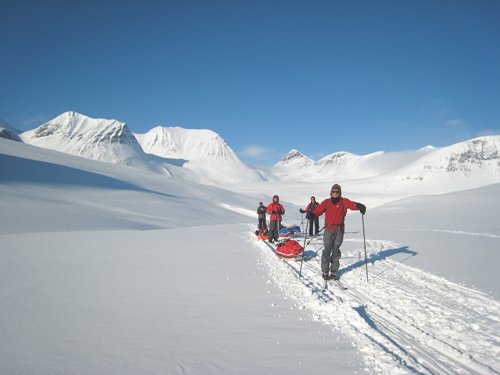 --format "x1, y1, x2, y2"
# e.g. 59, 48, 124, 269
269, 220, 279, 242
308, 217, 319, 236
